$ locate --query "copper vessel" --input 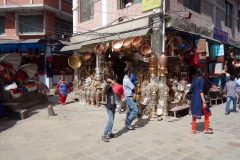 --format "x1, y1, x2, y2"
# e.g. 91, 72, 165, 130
132, 36, 143, 48
112, 39, 123, 52
159, 53, 168, 66
82, 52, 91, 61
149, 54, 158, 68
141, 44, 152, 56
94, 43, 104, 55
149, 68, 158, 76
123, 38, 132, 49
103, 42, 110, 52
